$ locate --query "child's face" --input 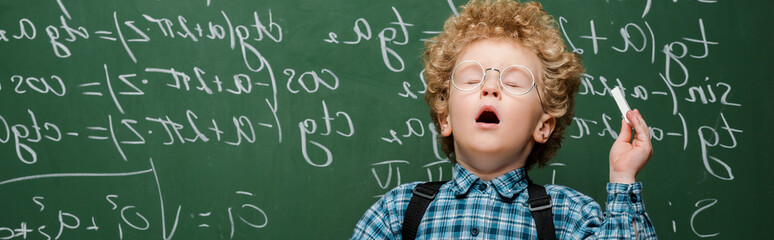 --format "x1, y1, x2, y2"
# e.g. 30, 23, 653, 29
440, 38, 554, 168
